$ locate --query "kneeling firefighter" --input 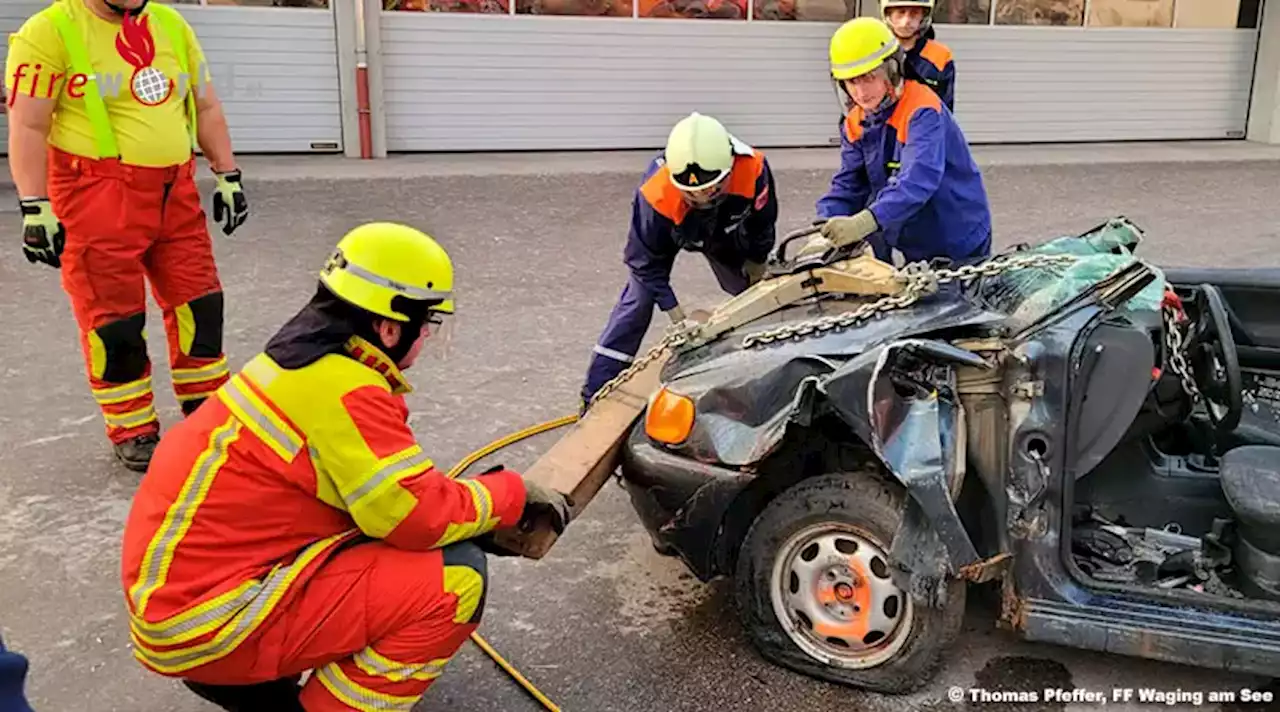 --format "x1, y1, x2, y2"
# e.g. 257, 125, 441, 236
120, 222, 573, 711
